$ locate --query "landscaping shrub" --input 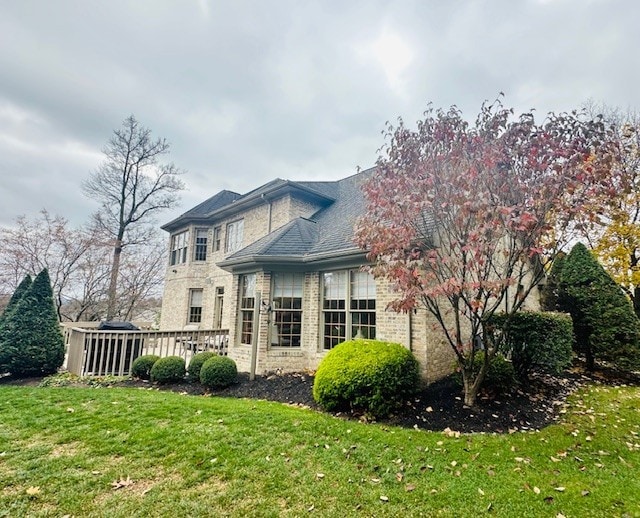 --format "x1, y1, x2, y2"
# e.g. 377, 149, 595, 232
0, 269, 64, 377
490, 311, 573, 383
188, 351, 217, 382
199, 356, 238, 389
313, 339, 420, 419
150, 356, 186, 384
558, 243, 640, 371
131, 355, 160, 380
454, 352, 516, 395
